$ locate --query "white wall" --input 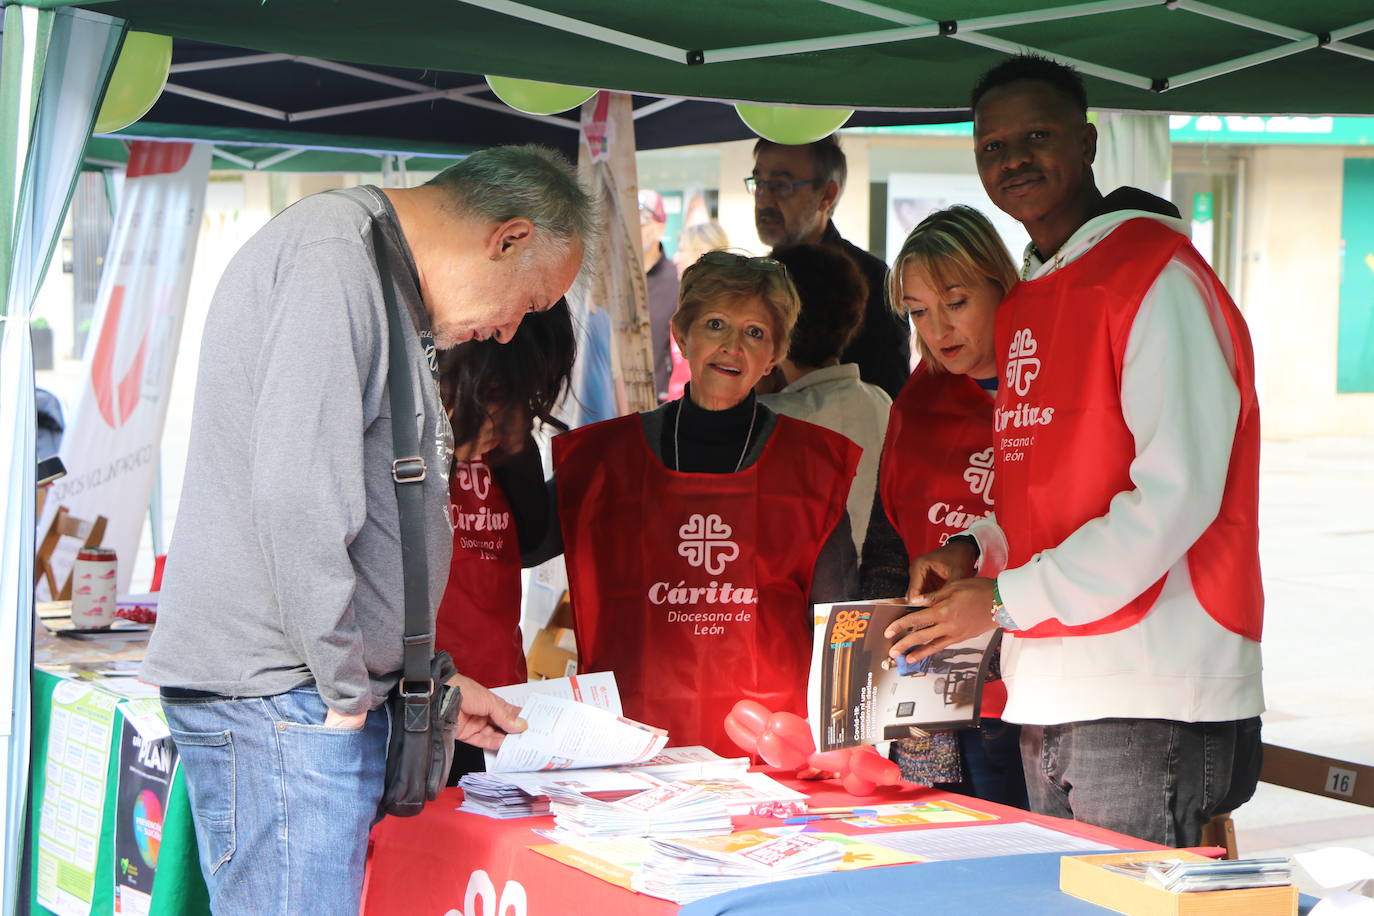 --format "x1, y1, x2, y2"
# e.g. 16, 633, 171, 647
1241, 146, 1374, 437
